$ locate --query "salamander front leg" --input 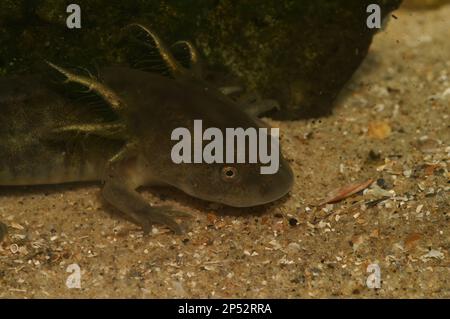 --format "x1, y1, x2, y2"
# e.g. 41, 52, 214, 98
102, 182, 188, 234
102, 145, 190, 234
